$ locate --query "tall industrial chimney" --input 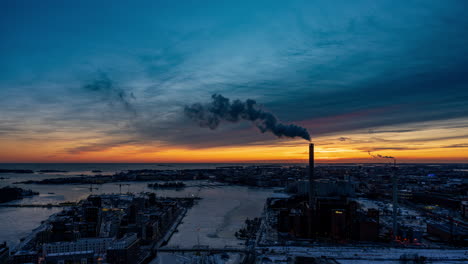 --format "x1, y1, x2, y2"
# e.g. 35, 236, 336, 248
309, 143, 315, 206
